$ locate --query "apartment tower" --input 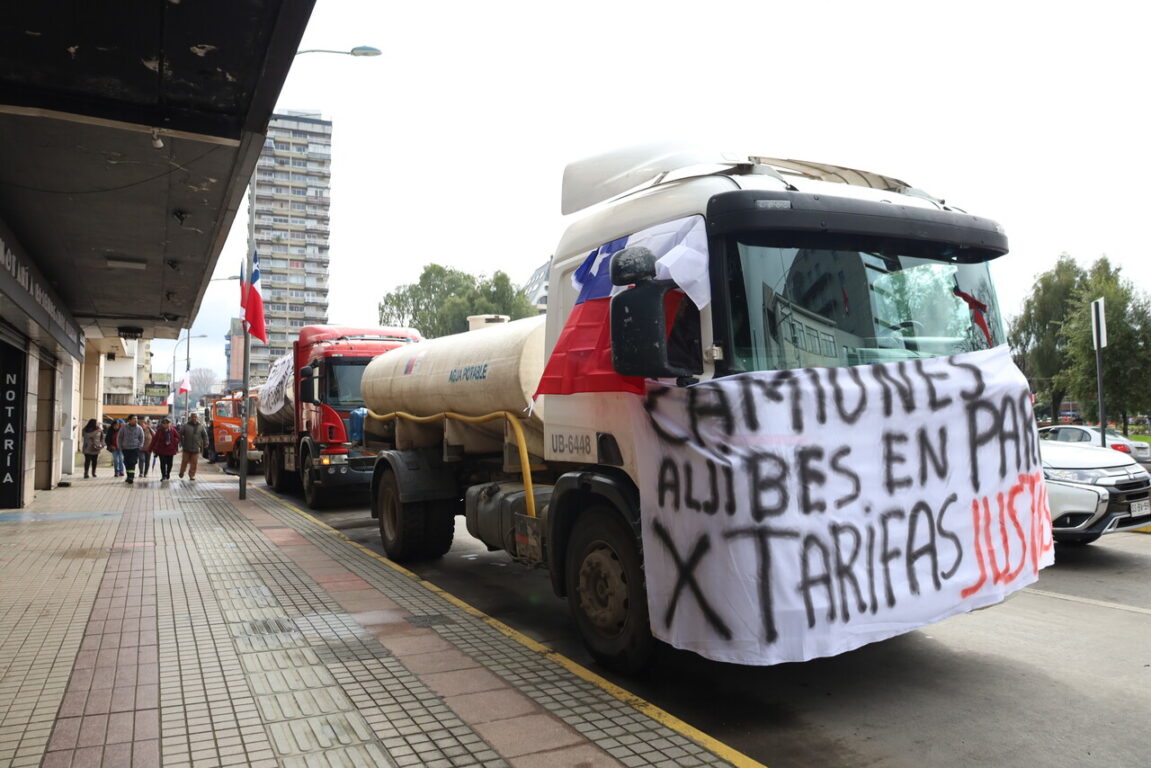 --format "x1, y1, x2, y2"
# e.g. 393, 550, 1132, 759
242, 111, 332, 383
